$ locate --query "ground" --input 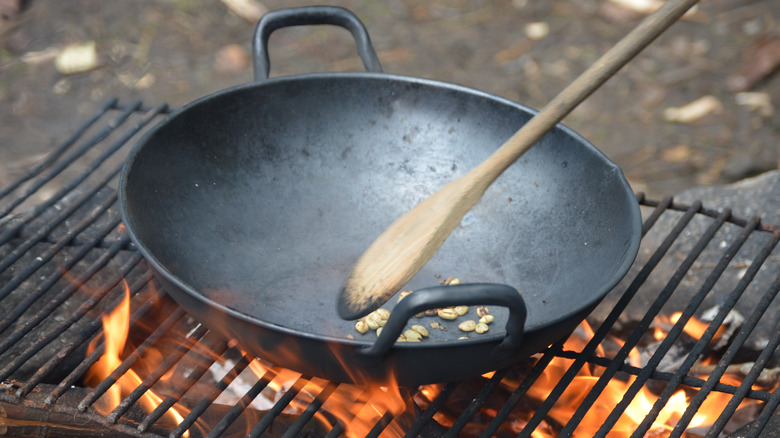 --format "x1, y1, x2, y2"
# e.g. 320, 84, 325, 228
1, 0, 778, 198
